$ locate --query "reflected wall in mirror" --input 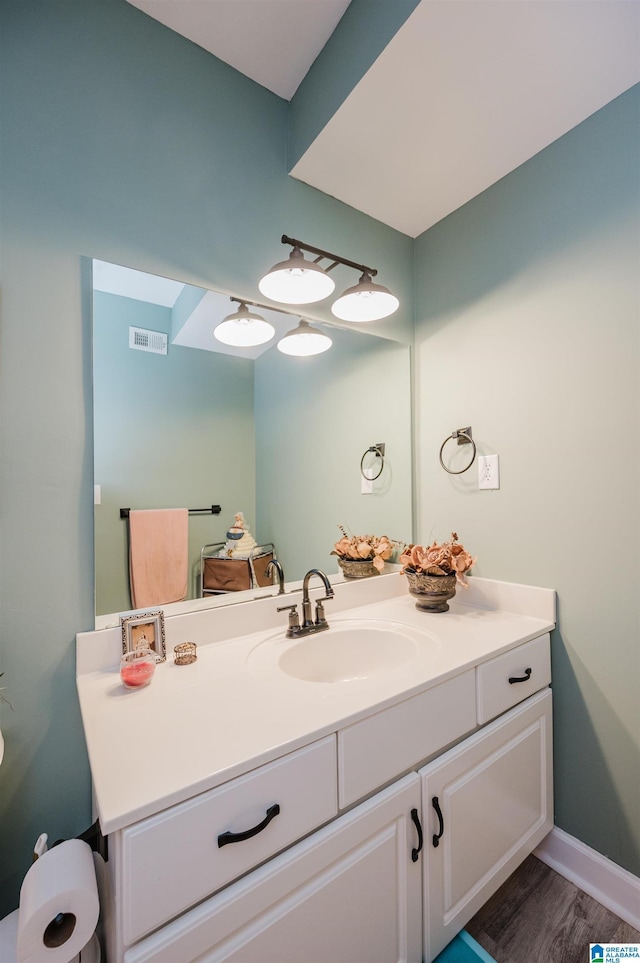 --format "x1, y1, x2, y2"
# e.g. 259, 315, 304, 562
93, 261, 413, 625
